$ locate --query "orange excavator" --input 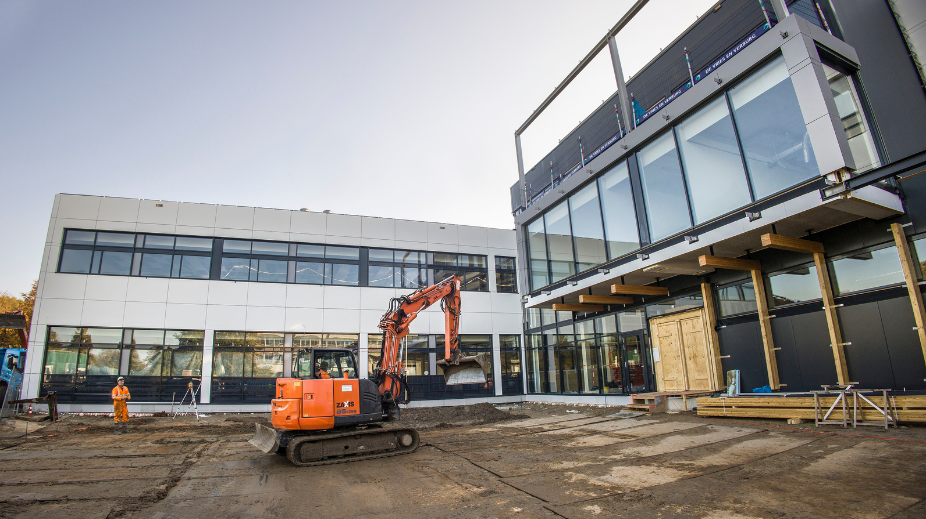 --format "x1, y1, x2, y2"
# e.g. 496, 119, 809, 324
249, 275, 489, 466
